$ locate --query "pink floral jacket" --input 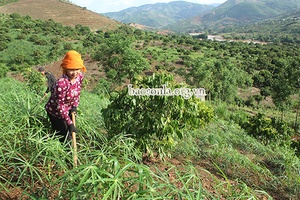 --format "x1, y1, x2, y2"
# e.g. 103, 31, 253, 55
45, 73, 83, 125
